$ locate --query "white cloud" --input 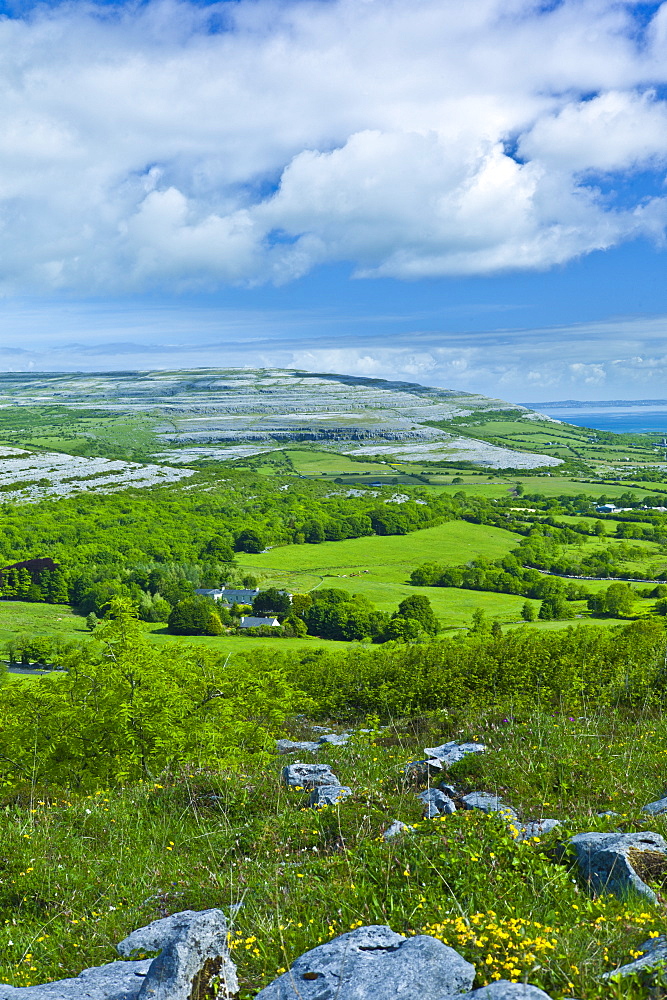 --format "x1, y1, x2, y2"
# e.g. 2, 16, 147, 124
0, 0, 666, 290
519, 90, 667, 173
2, 298, 667, 400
